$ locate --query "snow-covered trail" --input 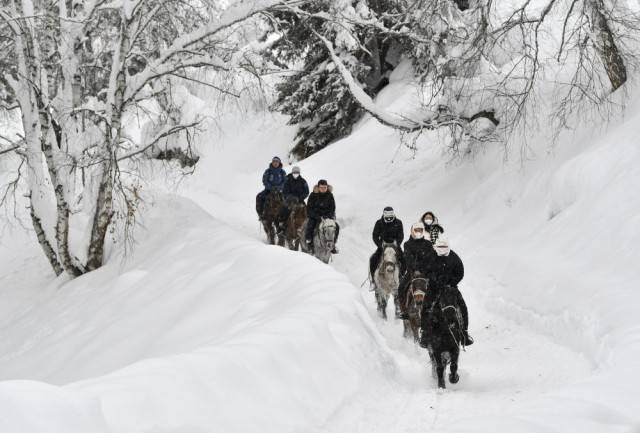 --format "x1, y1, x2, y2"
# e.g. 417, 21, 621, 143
178, 112, 596, 432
